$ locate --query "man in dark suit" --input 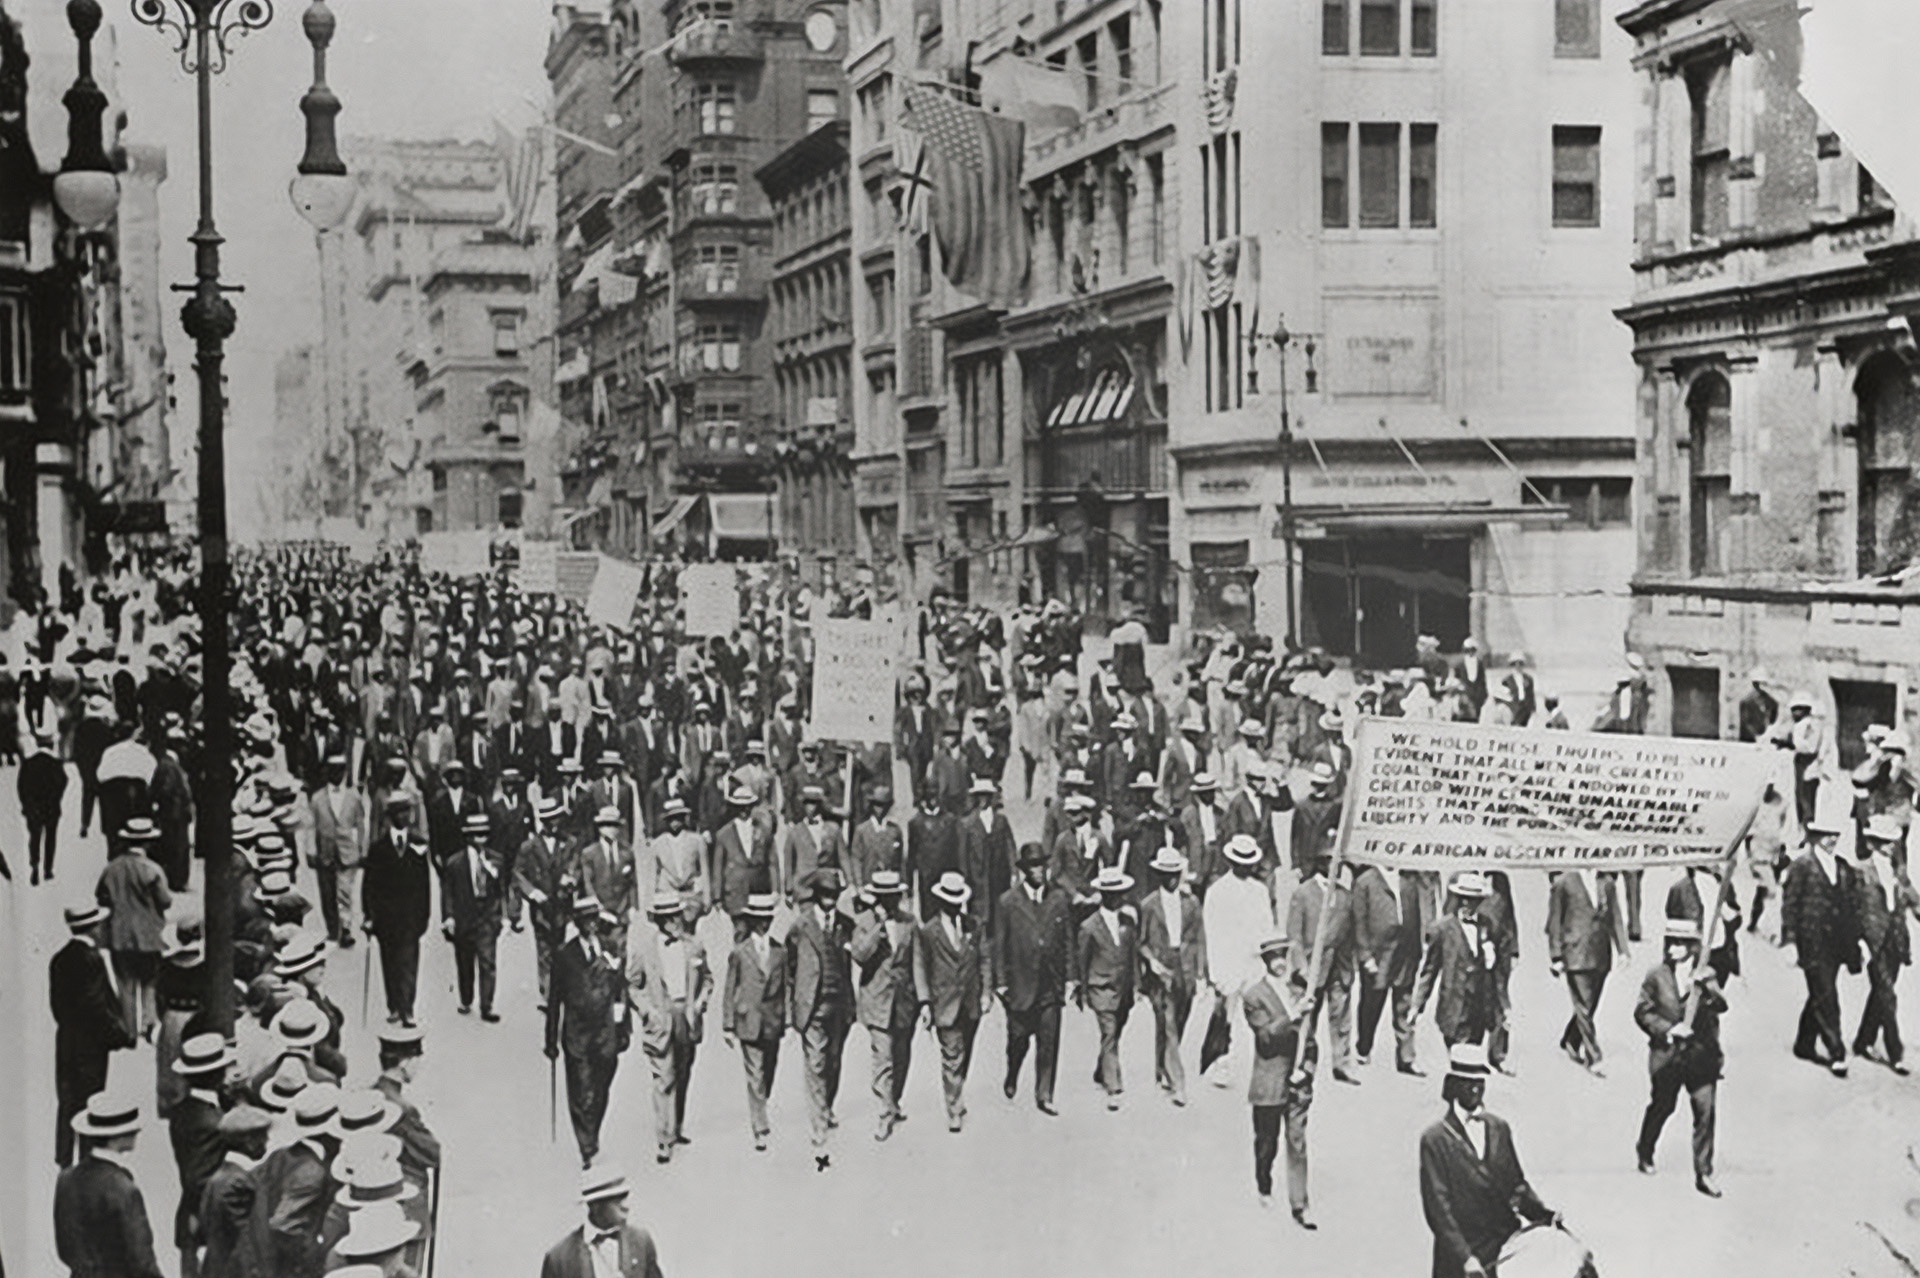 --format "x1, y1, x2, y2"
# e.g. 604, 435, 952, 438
780, 786, 846, 904
957, 779, 1017, 927
712, 786, 773, 929
1419, 1044, 1558, 1278
789, 868, 854, 1146
916, 871, 991, 1132
895, 677, 939, 803
1634, 917, 1727, 1197
905, 791, 957, 920
1288, 850, 1358, 1085
1244, 936, 1317, 1229
1139, 848, 1206, 1106
1783, 816, 1862, 1075
539, 1166, 665, 1278
1076, 867, 1140, 1111
199, 1105, 273, 1278
533, 704, 578, 796
547, 895, 631, 1169
20, 726, 69, 883
258, 1087, 341, 1278
442, 812, 505, 1021
516, 796, 574, 1006
168, 1034, 231, 1277
1853, 815, 1920, 1074
1354, 863, 1426, 1075
723, 893, 787, 1151
850, 870, 918, 1141
54, 1090, 166, 1278
489, 766, 534, 931
51, 902, 135, 1167
993, 842, 1073, 1114
926, 721, 970, 817
1546, 866, 1629, 1075
361, 792, 431, 1027
1415, 873, 1501, 1064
